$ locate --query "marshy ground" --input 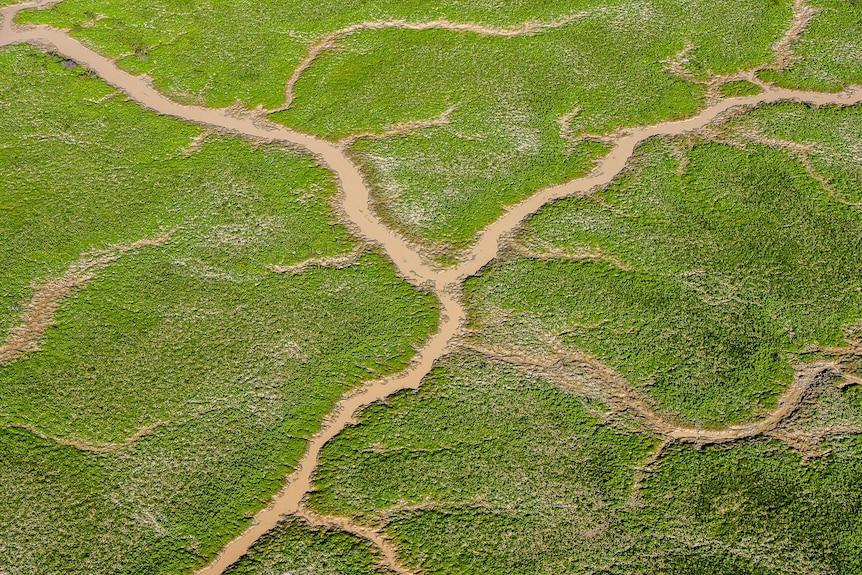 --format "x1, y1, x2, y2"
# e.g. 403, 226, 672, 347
1, 0, 861, 573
